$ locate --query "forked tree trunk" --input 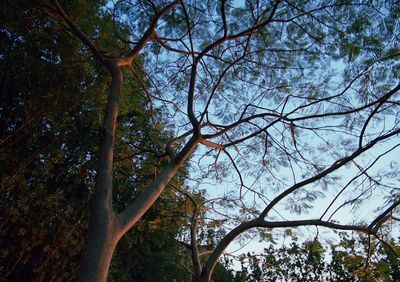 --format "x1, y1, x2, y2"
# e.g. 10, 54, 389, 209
196, 271, 212, 282
75, 59, 199, 280
51, 2, 183, 281
76, 217, 121, 281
